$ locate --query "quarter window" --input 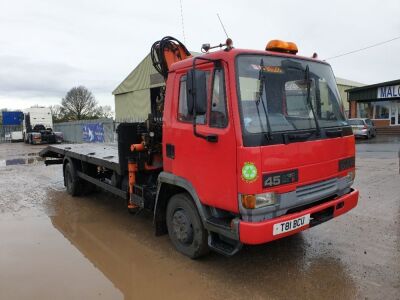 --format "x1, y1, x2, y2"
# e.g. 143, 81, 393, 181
210, 69, 228, 128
